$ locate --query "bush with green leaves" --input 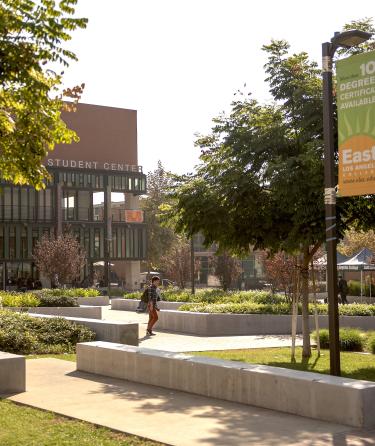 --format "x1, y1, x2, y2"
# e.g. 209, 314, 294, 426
34, 288, 100, 298
0, 292, 40, 308
37, 295, 79, 307
367, 332, 375, 354
0, 310, 95, 355
312, 328, 366, 352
